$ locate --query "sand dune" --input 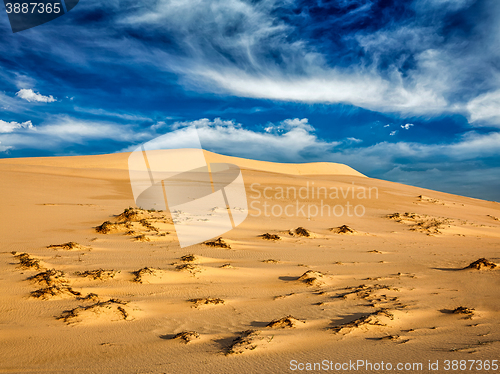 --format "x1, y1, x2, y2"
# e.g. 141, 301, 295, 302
0, 149, 365, 176
0, 151, 499, 373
